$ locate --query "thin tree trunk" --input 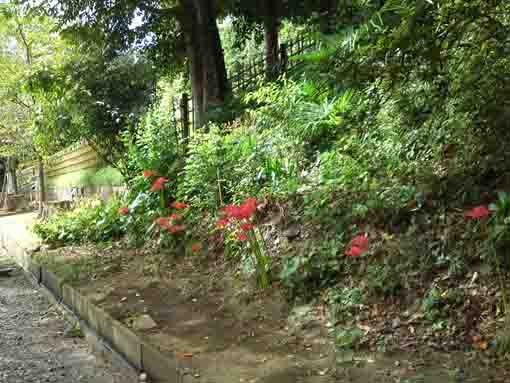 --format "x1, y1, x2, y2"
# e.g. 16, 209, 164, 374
263, 0, 280, 80
7, 157, 18, 194
181, 0, 230, 128
320, 0, 337, 34
37, 159, 46, 217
